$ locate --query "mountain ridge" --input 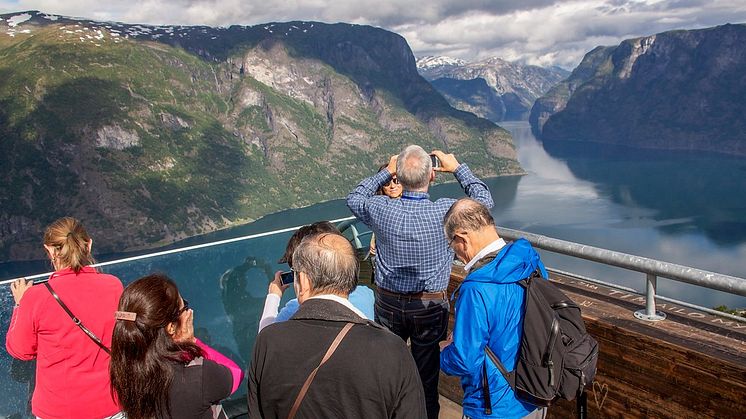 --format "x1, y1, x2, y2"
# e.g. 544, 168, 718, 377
529, 23, 746, 156
0, 11, 522, 261
416, 55, 568, 121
